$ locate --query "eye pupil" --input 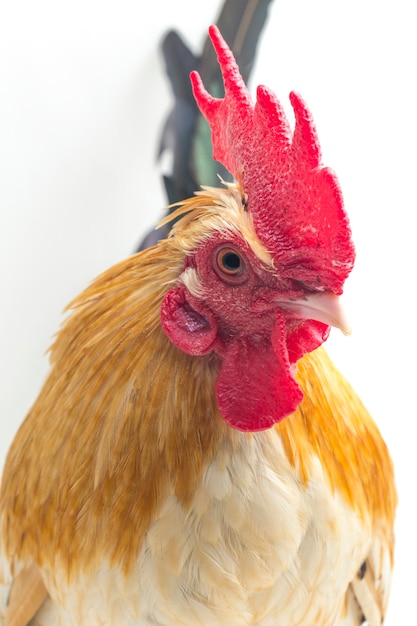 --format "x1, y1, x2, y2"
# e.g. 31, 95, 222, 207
222, 252, 240, 272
